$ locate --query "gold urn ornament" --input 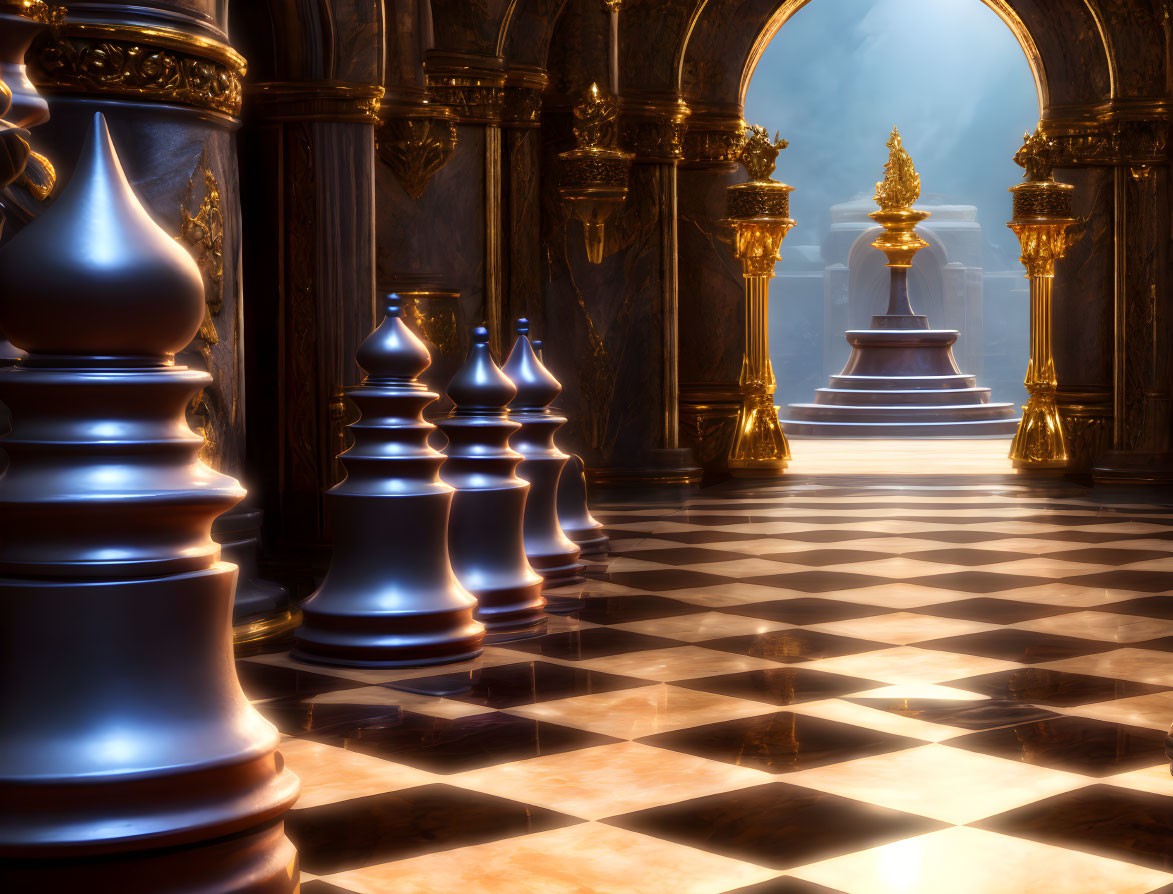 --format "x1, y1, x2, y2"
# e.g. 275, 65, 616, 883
558, 83, 632, 264
1007, 125, 1083, 470
723, 123, 795, 476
